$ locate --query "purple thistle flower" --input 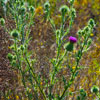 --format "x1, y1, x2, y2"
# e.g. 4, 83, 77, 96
69, 36, 77, 43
